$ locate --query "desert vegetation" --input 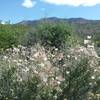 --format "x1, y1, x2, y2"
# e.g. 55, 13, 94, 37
0, 21, 100, 100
